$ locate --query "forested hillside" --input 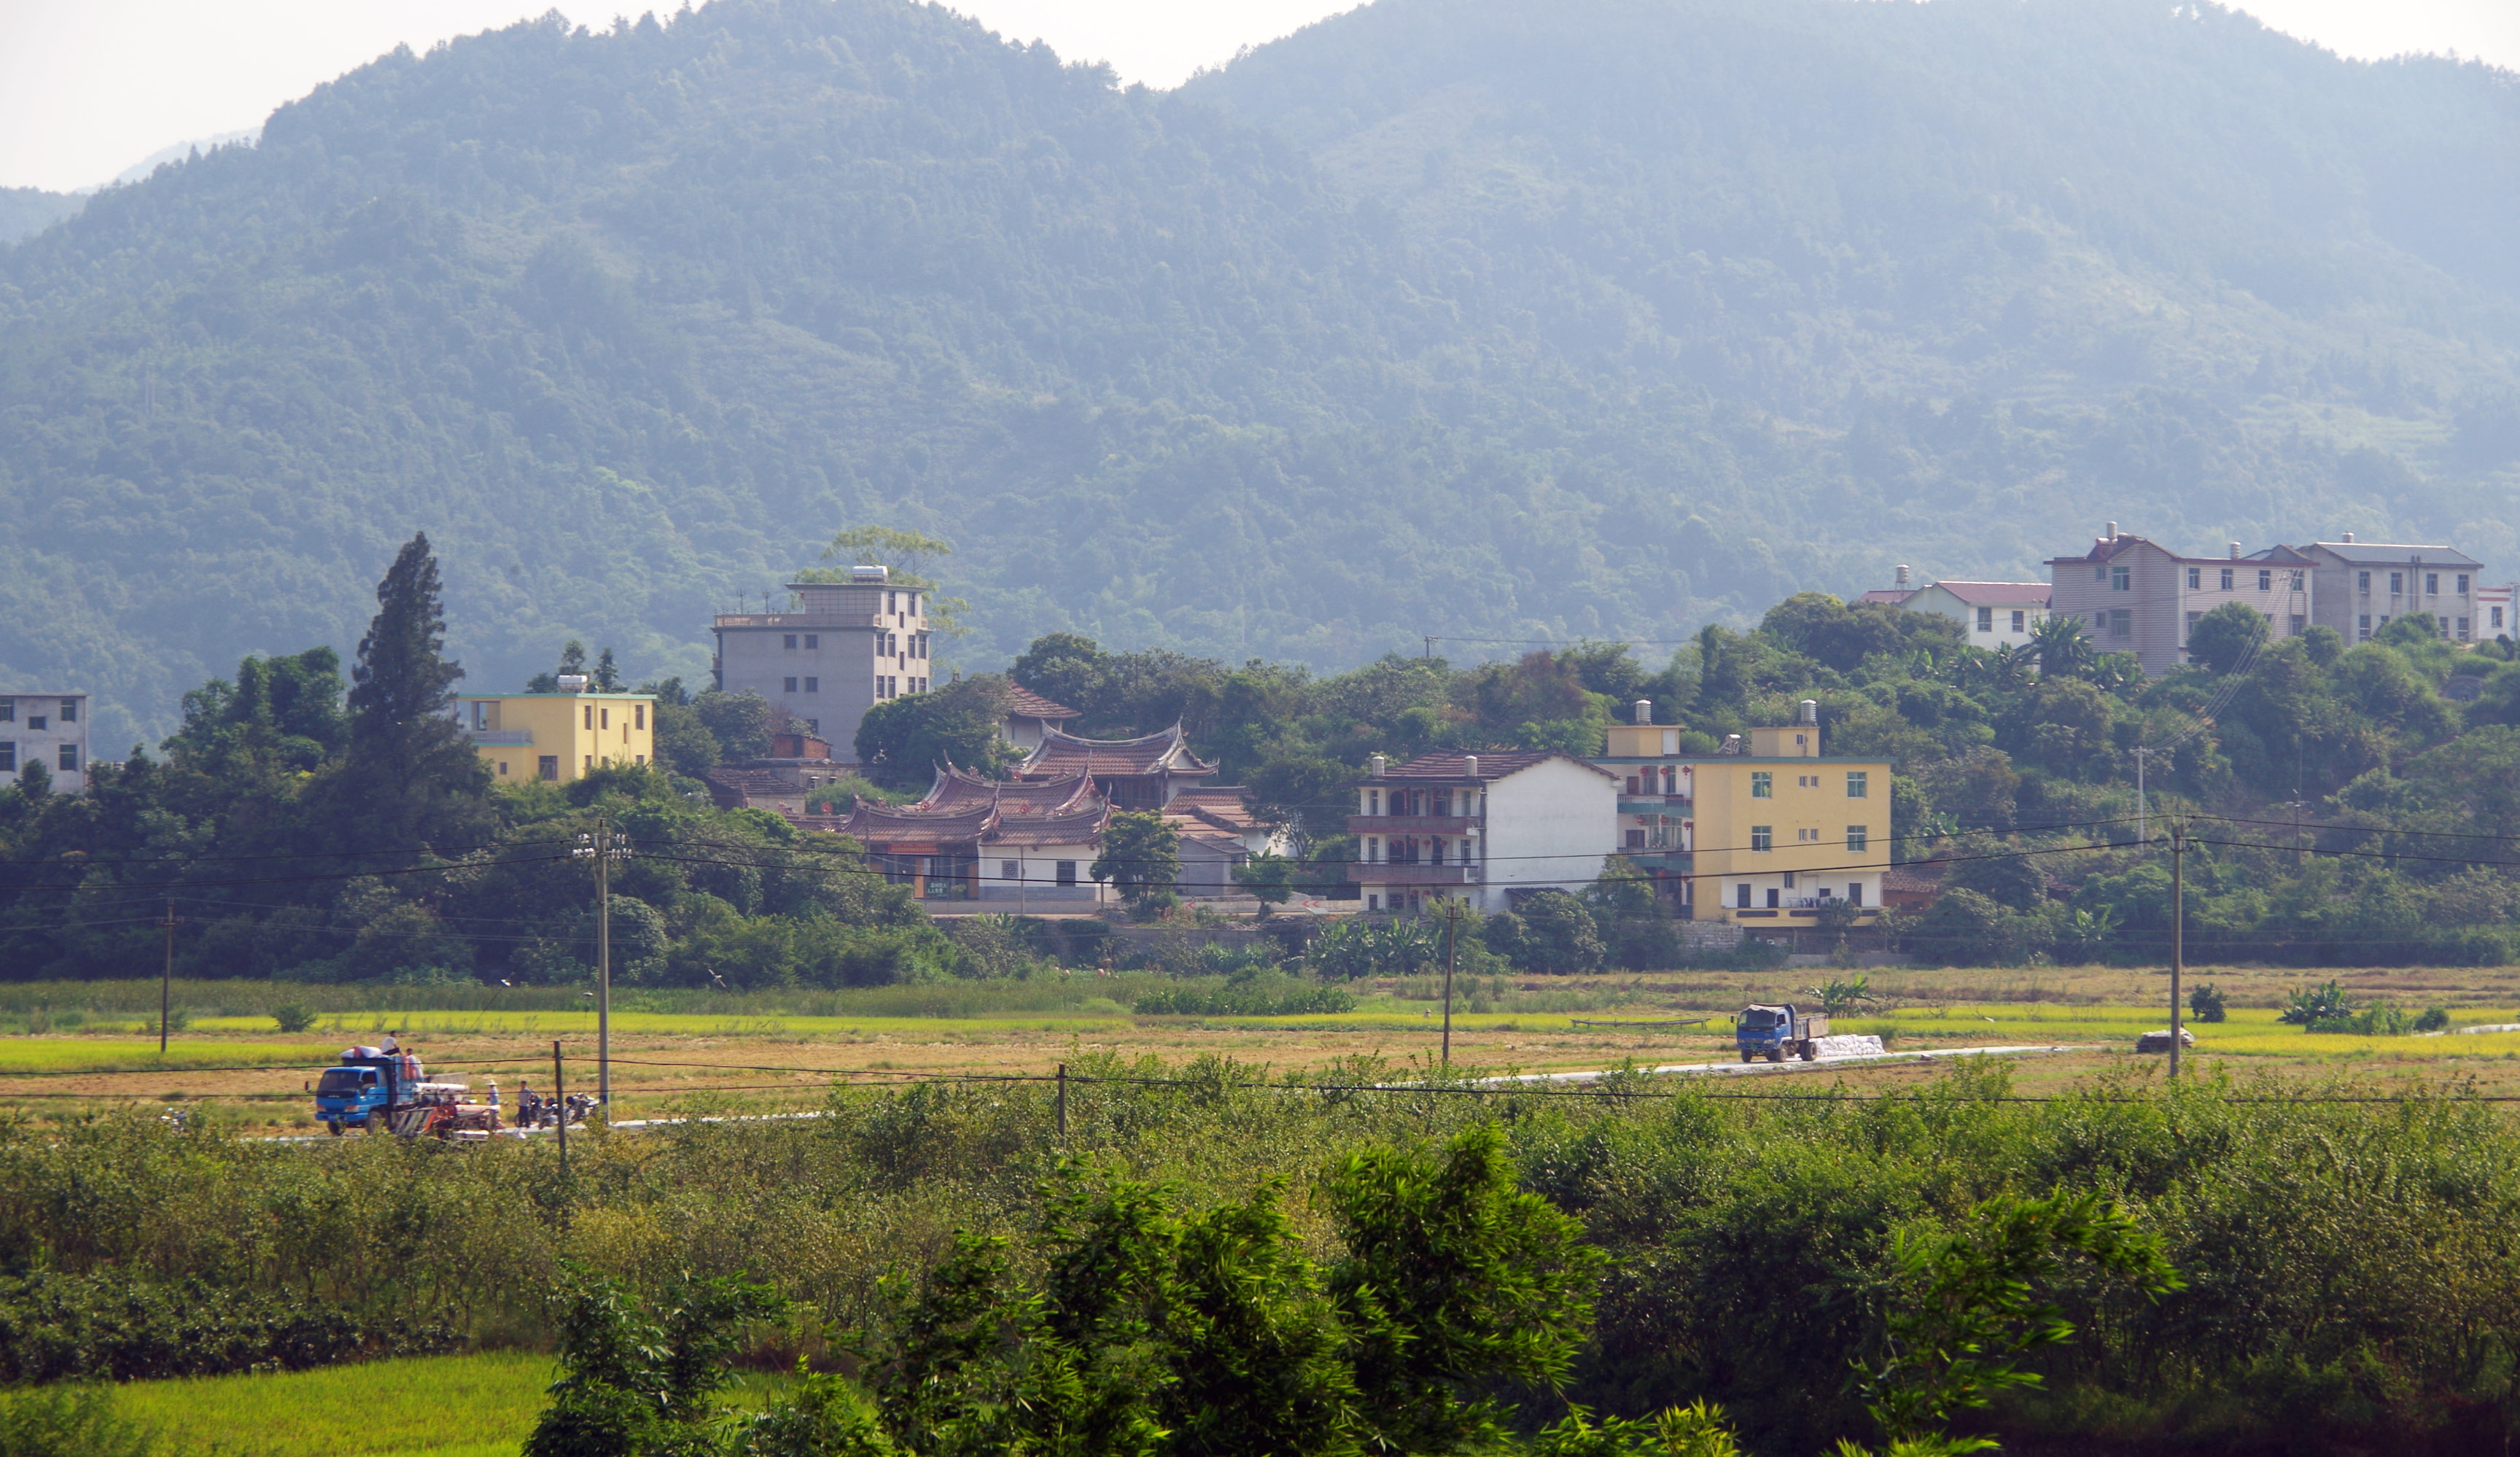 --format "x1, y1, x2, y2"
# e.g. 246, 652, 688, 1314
2, 0, 2516, 747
